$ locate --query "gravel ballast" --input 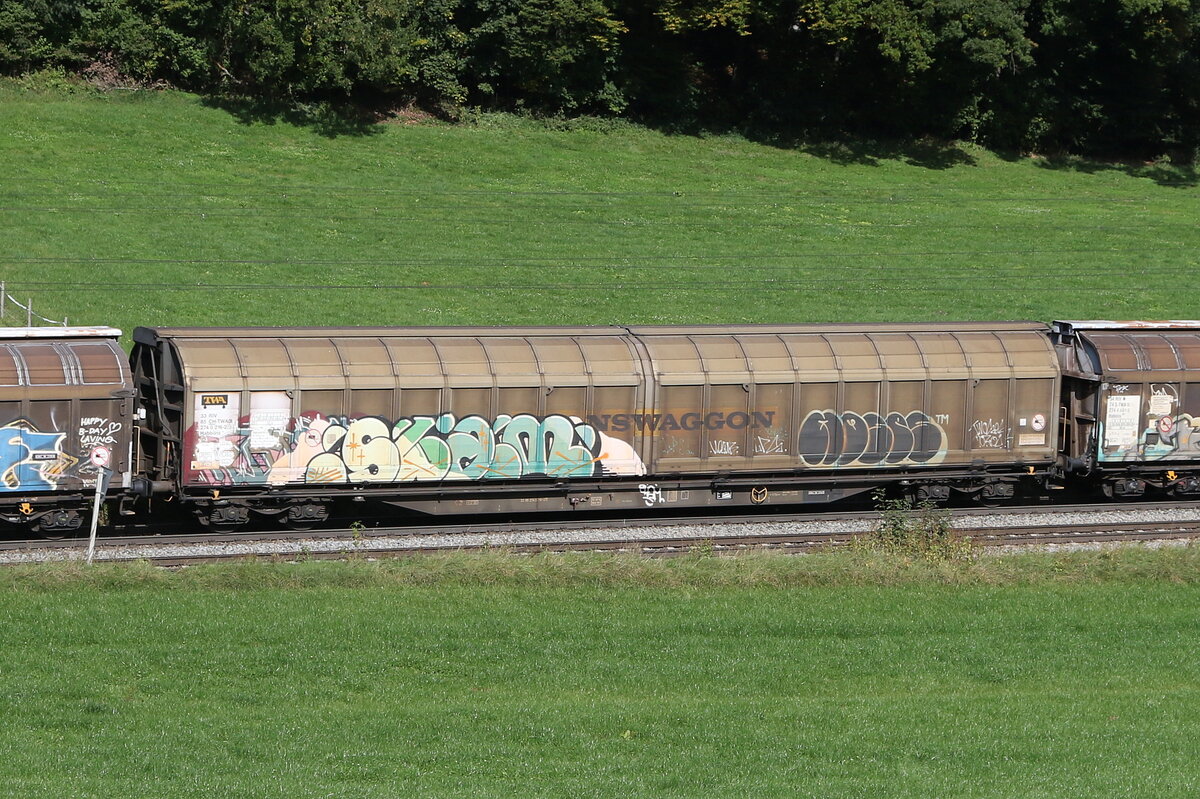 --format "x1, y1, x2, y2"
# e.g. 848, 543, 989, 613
3, 506, 1200, 564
